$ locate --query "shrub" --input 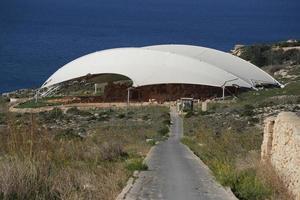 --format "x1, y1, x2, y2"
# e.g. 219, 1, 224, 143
66, 107, 91, 116
127, 111, 134, 115
97, 115, 110, 121
125, 158, 148, 172
293, 105, 300, 111
160, 112, 170, 120
99, 141, 128, 161
249, 117, 259, 124
199, 111, 209, 116
146, 139, 156, 146
210, 159, 237, 188
158, 126, 169, 136
142, 114, 150, 121
234, 169, 271, 200
162, 118, 171, 125
117, 113, 126, 119
239, 45, 271, 67
55, 128, 82, 140
185, 111, 194, 118
239, 43, 300, 67
98, 109, 114, 116
241, 104, 255, 117
41, 108, 64, 122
